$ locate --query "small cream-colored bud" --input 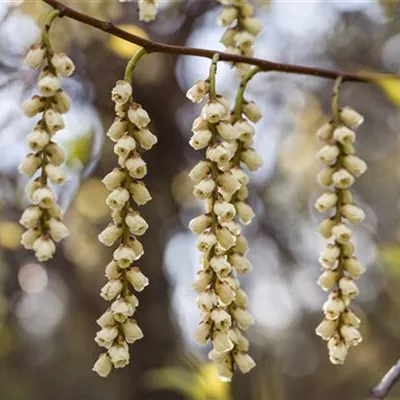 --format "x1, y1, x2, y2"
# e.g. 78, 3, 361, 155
317, 269, 339, 291
122, 319, 143, 343
320, 243, 340, 265
125, 267, 149, 292
192, 116, 209, 132
38, 73, 60, 97
22, 96, 45, 117
341, 189, 354, 205
342, 143, 355, 155
193, 320, 212, 344
214, 201, 236, 222
201, 100, 228, 123
192, 269, 213, 292
328, 338, 348, 365
206, 144, 232, 165
342, 155, 367, 177
211, 308, 232, 330
138, 0, 158, 21
217, 121, 239, 142
32, 186, 56, 209
186, 80, 210, 103
95, 325, 119, 348
126, 156, 147, 179
112, 80, 132, 104
128, 103, 150, 128
332, 168, 355, 189
114, 135, 136, 159
234, 119, 254, 144
229, 253, 251, 275
197, 289, 218, 312
341, 204, 365, 225
317, 121, 333, 142
210, 255, 232, 277
106, 187, 130, 209
108, 342, 130, 369
317, 144, 340, 165
98, 224, 122, 247
102, 169, 125, 191
317, 218, 335, 239
232, 307, 254, 330
339, 277, 359, 298
189, 161, 211, 183
343, 257, 365, 279
114, 103, 126, 118
241, 148, 263, 171
216, 357, 234, 382
45, 143, 65, 165
234, 31, 255, 50
33, 236, 56, 261
24, 43, 46, 69
218, 171, 241, 195
51, 52, 75, 76
107, 118, 128, 142
48, 218, 69, 242
315, 191, 338, 213
189, 214, 212, 235
332, 222, 352, 243
44, 108, 65, 133
20, 206, 42, 229
220, 27, 238, 47
213, 330, 234, 354
21, 227, 41, 250
125, 212, 148, 236
111, 298, 136, 322
92, 353, 113, 378
233, 235, 249, 255
317, 167, 334, 188
242, 16, 264, 35
129, 181, 152, 205
113, 245, 136, 269
100, 279, 123, 301
217, 6, 238, 26
243, 101, 262, 123
323, 294, 345, 320
193, 178, 216, 200
19, 153, 40, 177
235, 201, 255, 225
234, 351, 256, 374
45, 164, 66, 185
234, 288, 248, 308
27, 128, 50, 152
97, 311, 116, 328
216, 227, 236, 250
333, 126, 356, 145
340, 325, 362, 346
340, 107, 364, 129
53, 90, 71, 114
134, 128, 158, 150
196, 232, 217, 252
215, 279, 236, 305
105, 261, 121, 280
189, 130, 212, 150
315, 318, 337, 340
342, 309, 361, 327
